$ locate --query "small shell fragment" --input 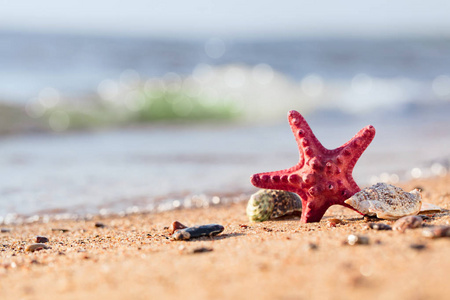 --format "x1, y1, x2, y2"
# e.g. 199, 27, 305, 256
169, 221, 188, 234
25, 243, 51, 252
419, 202, 444, 214
172, 224, 224, 241
347, 234, 369, 245
344, 183, 422, 220
393, 216, 423, 233
367, 223, 392, 231
246, 189, 302, 222
422, 226, 450, 238
327, 218, 345, 227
